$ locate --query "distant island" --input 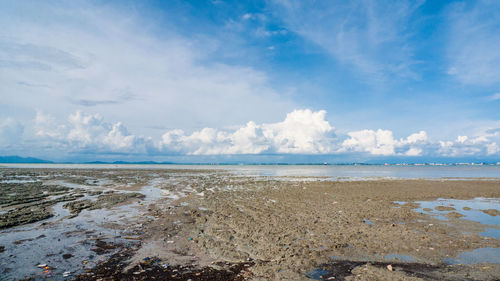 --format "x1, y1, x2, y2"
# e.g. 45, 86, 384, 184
0, 155, 175, 165
0, 155, 53, 163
